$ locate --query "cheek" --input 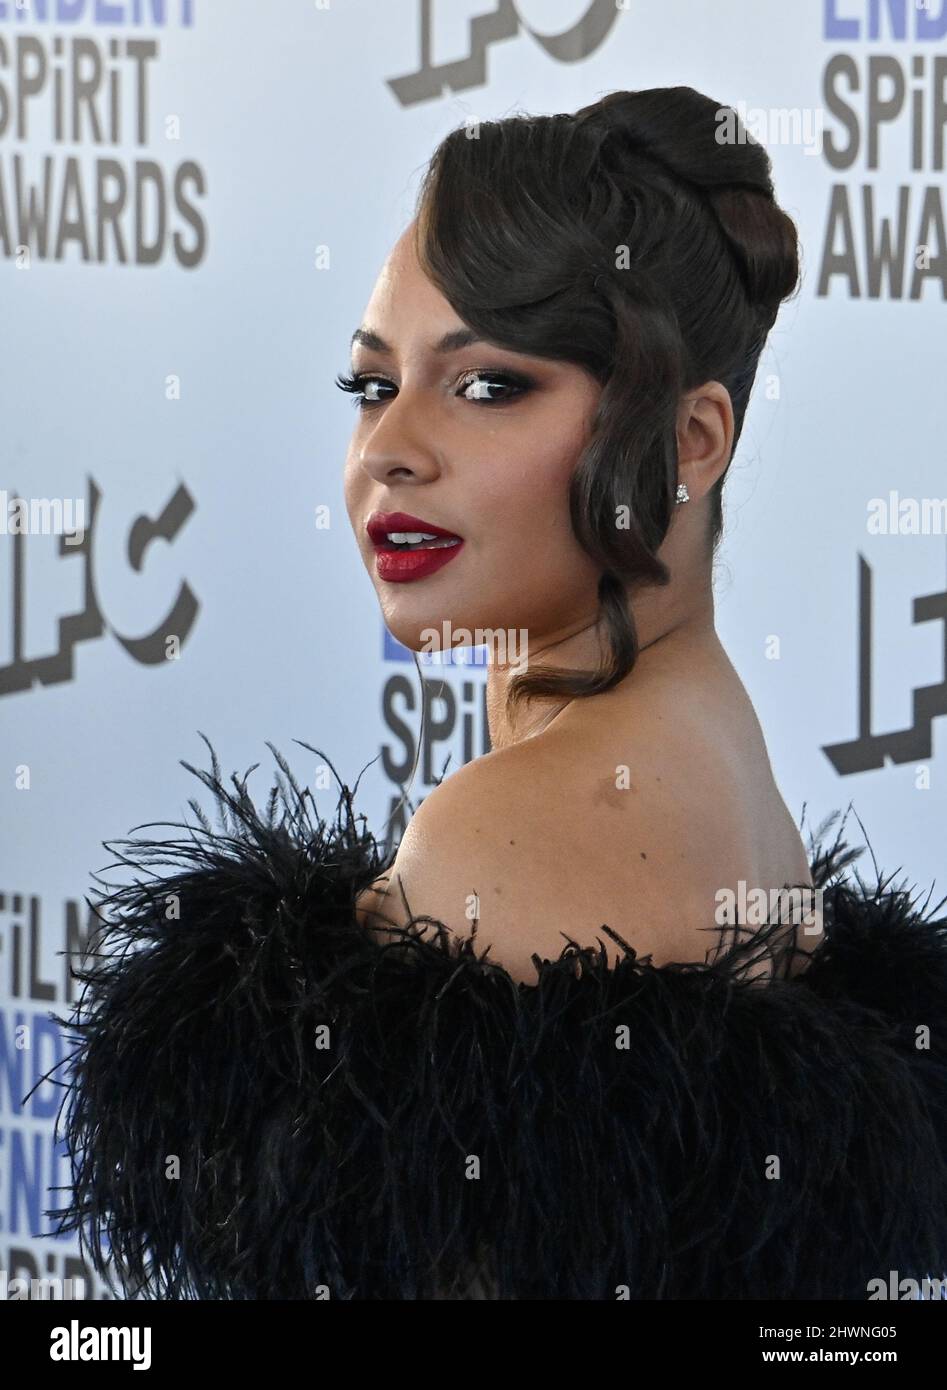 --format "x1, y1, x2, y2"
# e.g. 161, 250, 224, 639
342, 451, 364, 523
476, 438, 582, 554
